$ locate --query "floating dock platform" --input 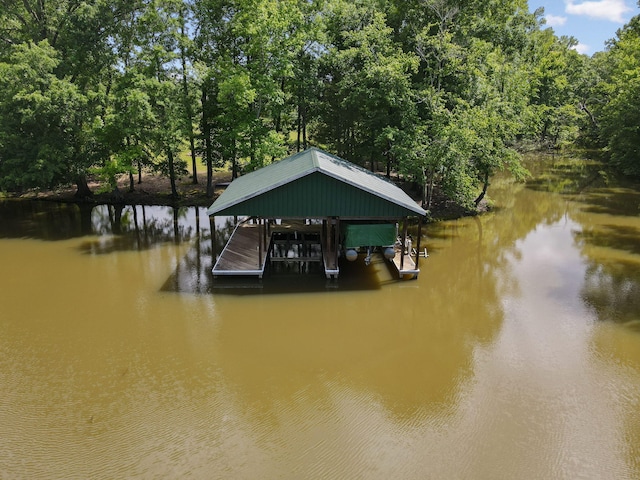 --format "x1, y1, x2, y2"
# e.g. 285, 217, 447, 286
385, 243, 427, 279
